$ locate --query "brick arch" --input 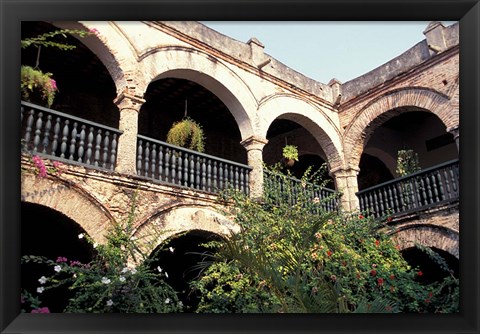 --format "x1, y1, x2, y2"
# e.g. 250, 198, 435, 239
343, 87, 458, 169
21, 172, 113, 244
392, 224, 459, 259
52, 21, 135, 97
138, 47, 257, 141
133, 204, 239, 255
258, 93, 344, 172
